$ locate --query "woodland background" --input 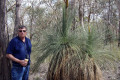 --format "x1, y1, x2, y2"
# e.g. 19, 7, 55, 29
1, 0, 120, 80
